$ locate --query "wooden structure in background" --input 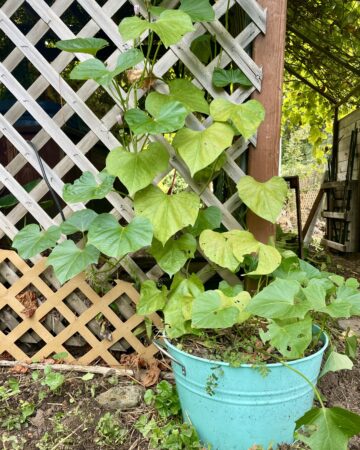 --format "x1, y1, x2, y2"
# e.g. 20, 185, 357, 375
0, 0, 285, 363
322, 109, 360, 252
